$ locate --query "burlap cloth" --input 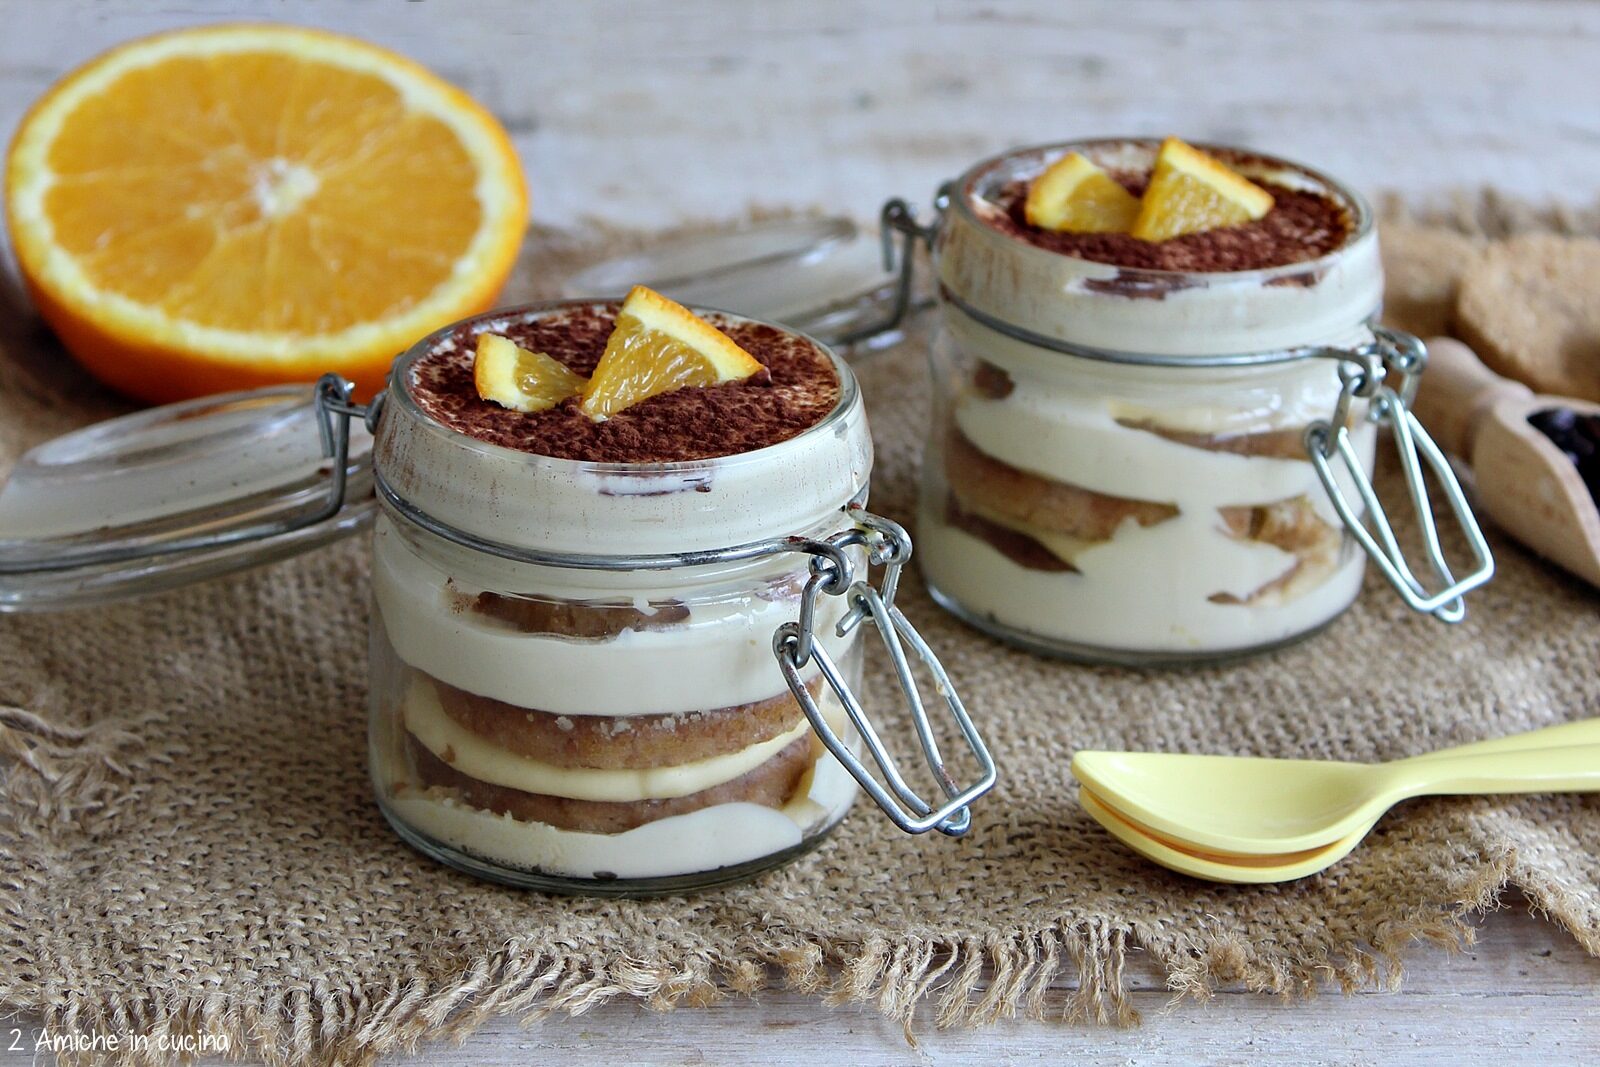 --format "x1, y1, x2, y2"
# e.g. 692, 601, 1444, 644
1, 193, 1597, 1066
